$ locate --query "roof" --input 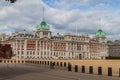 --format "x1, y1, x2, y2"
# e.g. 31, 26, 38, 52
95, 29, 106, 37
51, 36, 64, 40
36, 21, 50, 30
